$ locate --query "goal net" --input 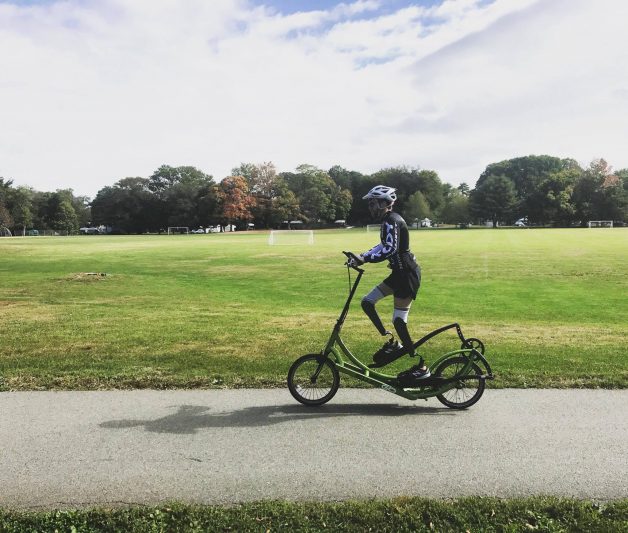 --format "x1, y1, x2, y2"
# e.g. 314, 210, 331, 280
0, 226, 12, 237
587, 220, 613, 228
167, 226, 189, 235
366, 224, 380, 232
268, 230, 314, 245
